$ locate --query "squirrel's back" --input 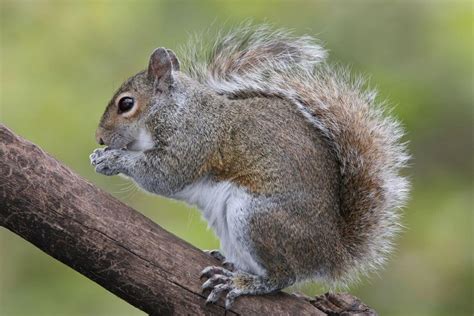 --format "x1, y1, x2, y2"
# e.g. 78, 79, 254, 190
180, 24, 409, 285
